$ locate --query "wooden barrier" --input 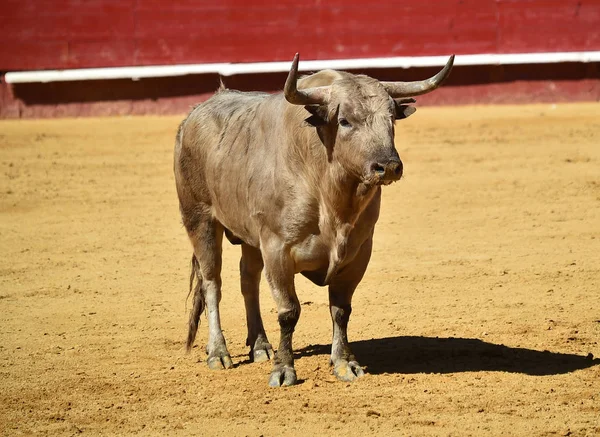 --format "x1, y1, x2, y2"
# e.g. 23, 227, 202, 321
2, 0, 599, 71
1, 1, 599, 117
